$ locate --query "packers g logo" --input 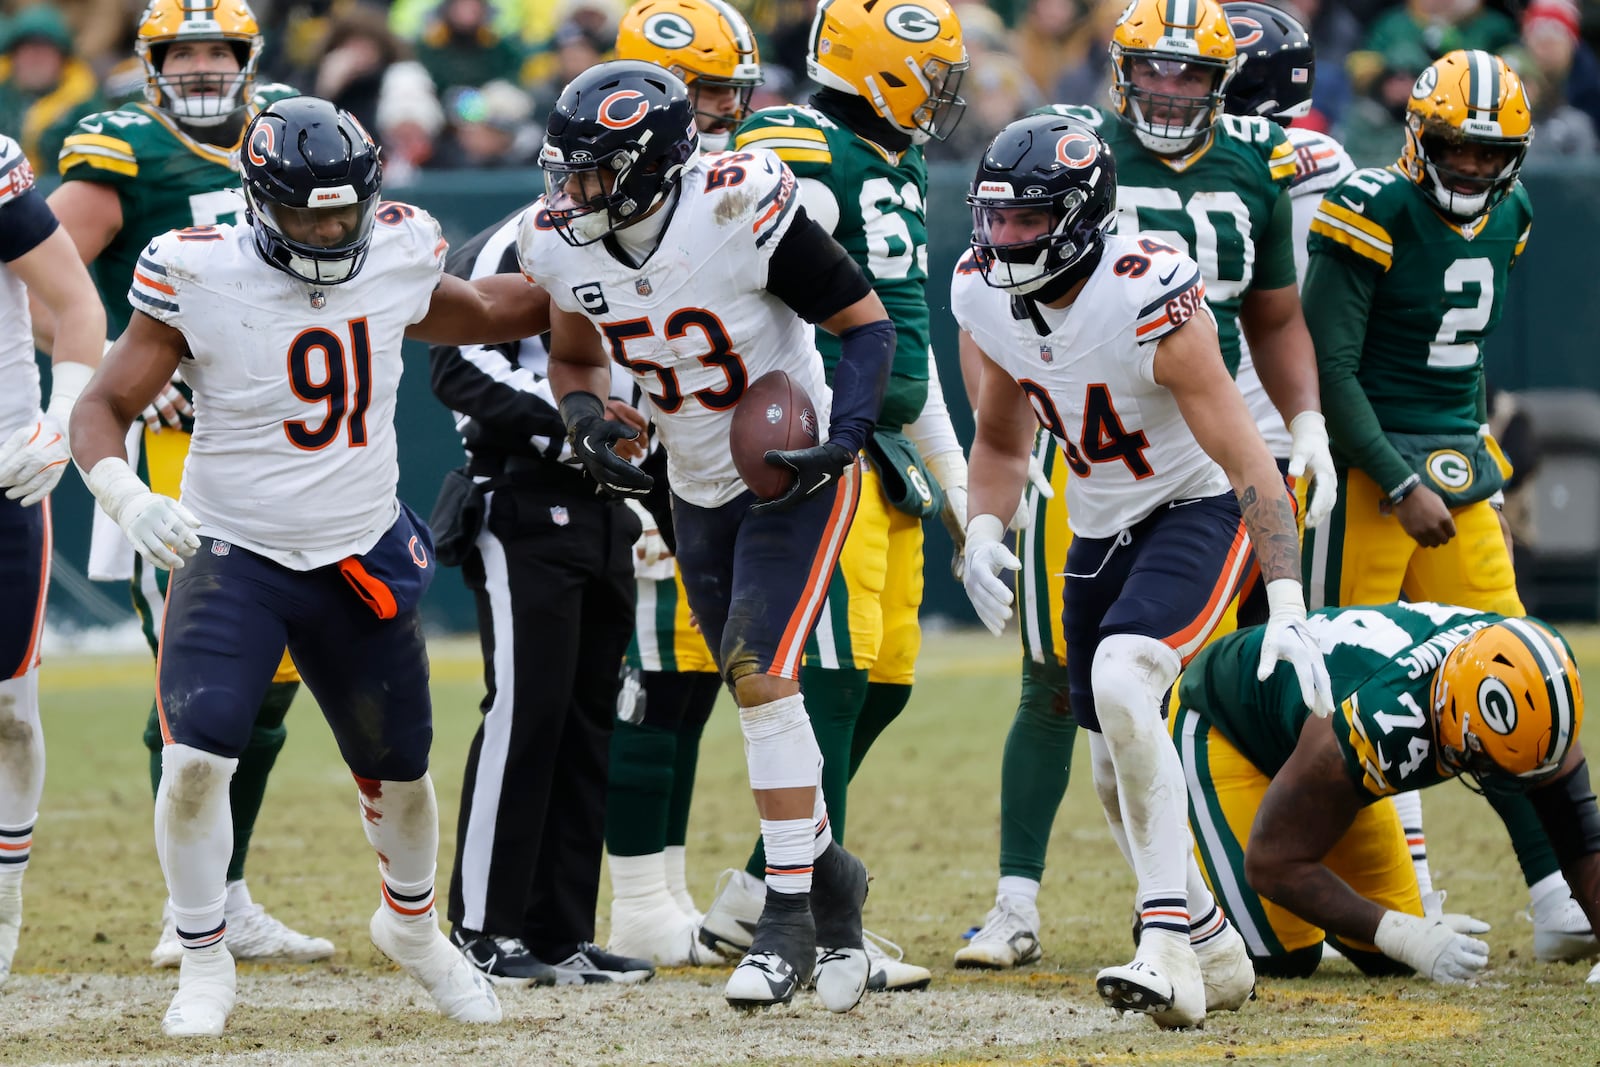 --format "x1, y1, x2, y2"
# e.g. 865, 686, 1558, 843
1412, 65, 1439, 99
1426, 449, 1473, 492
884, 3, 940, 41
1476, 676, 1518, 735
641, 12, 695, 49
905, 464, 934, 505
1228, 15, 1263, 48
1056, 131, 1098, 169
598, 89, 650, 130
